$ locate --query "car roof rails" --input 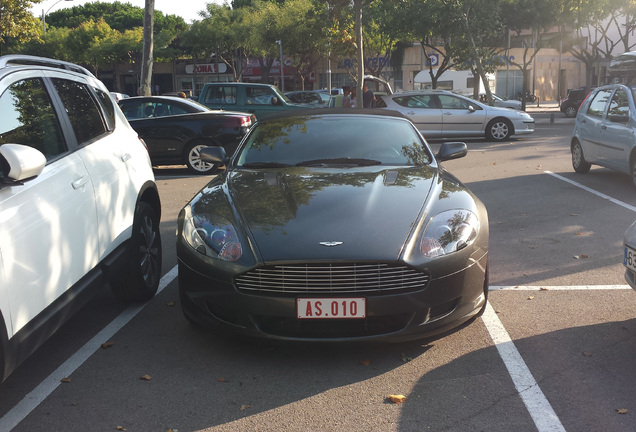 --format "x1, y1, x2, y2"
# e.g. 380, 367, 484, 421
0, 55, 95, 78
